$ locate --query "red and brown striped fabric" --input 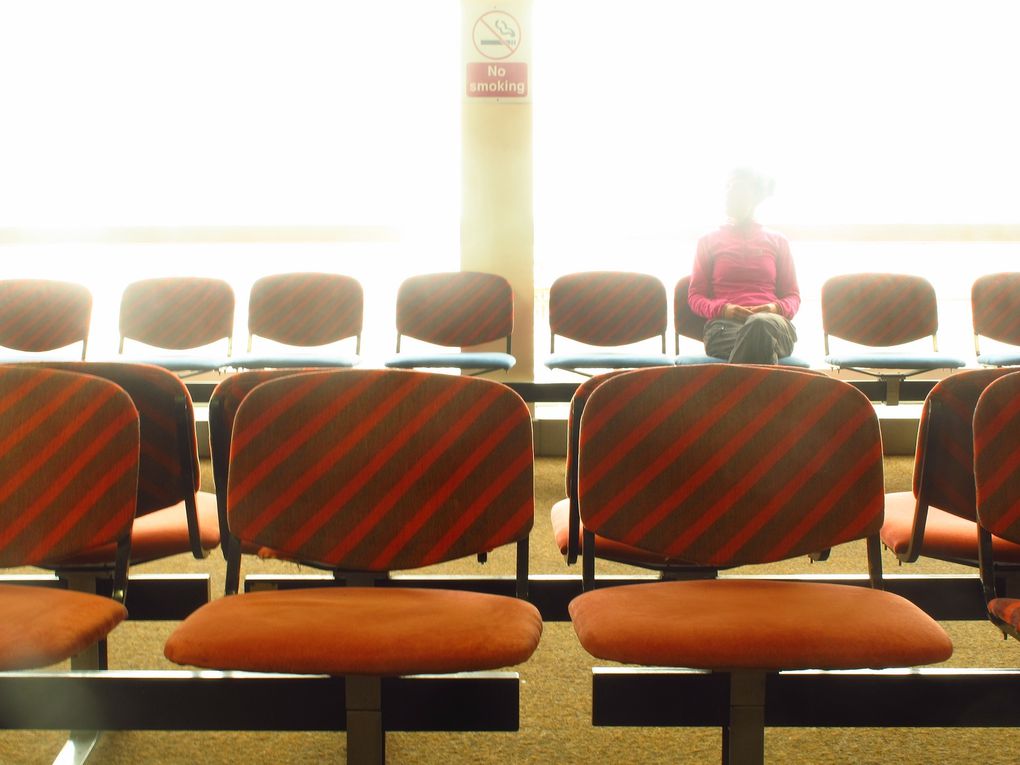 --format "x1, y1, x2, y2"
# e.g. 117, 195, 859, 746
0, 367, 138, 567
396, 272, 513, 347
577, 365, 883, 566
27, 362, 200, 517
972, 273, 1020, 347
120, 277, 235, 350
974, 371, 1020, 544
673, 276, 706, 343
549, 271, 667, 347
0, 279, 91, 356
564, 371, 633, 498
822, 273, 938, 347
909, 368, 1019, 521
249, 273, 363, 347
209, 369, 332, 532
210, 370, 329, 481
227, 369, 534, 570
